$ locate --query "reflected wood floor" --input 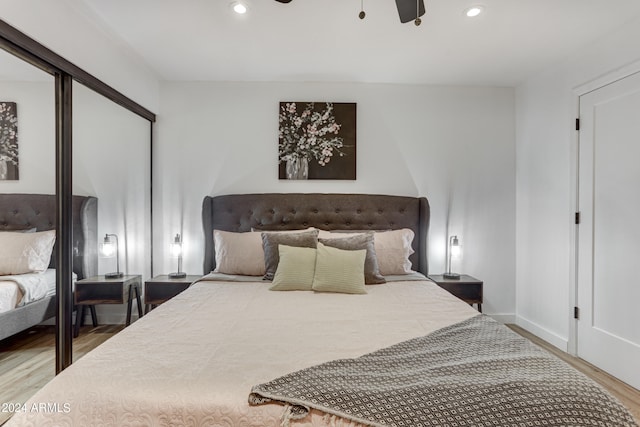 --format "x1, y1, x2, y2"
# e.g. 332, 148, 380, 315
0, 325, 124, 426
1, 324, 638, 426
